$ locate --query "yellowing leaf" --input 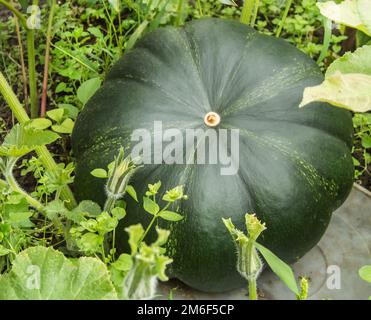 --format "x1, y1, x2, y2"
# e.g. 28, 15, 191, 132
326, 45, 371, 76
317, 0, 371, 36
357, 0, 371, 35
299, 72, 371, 112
